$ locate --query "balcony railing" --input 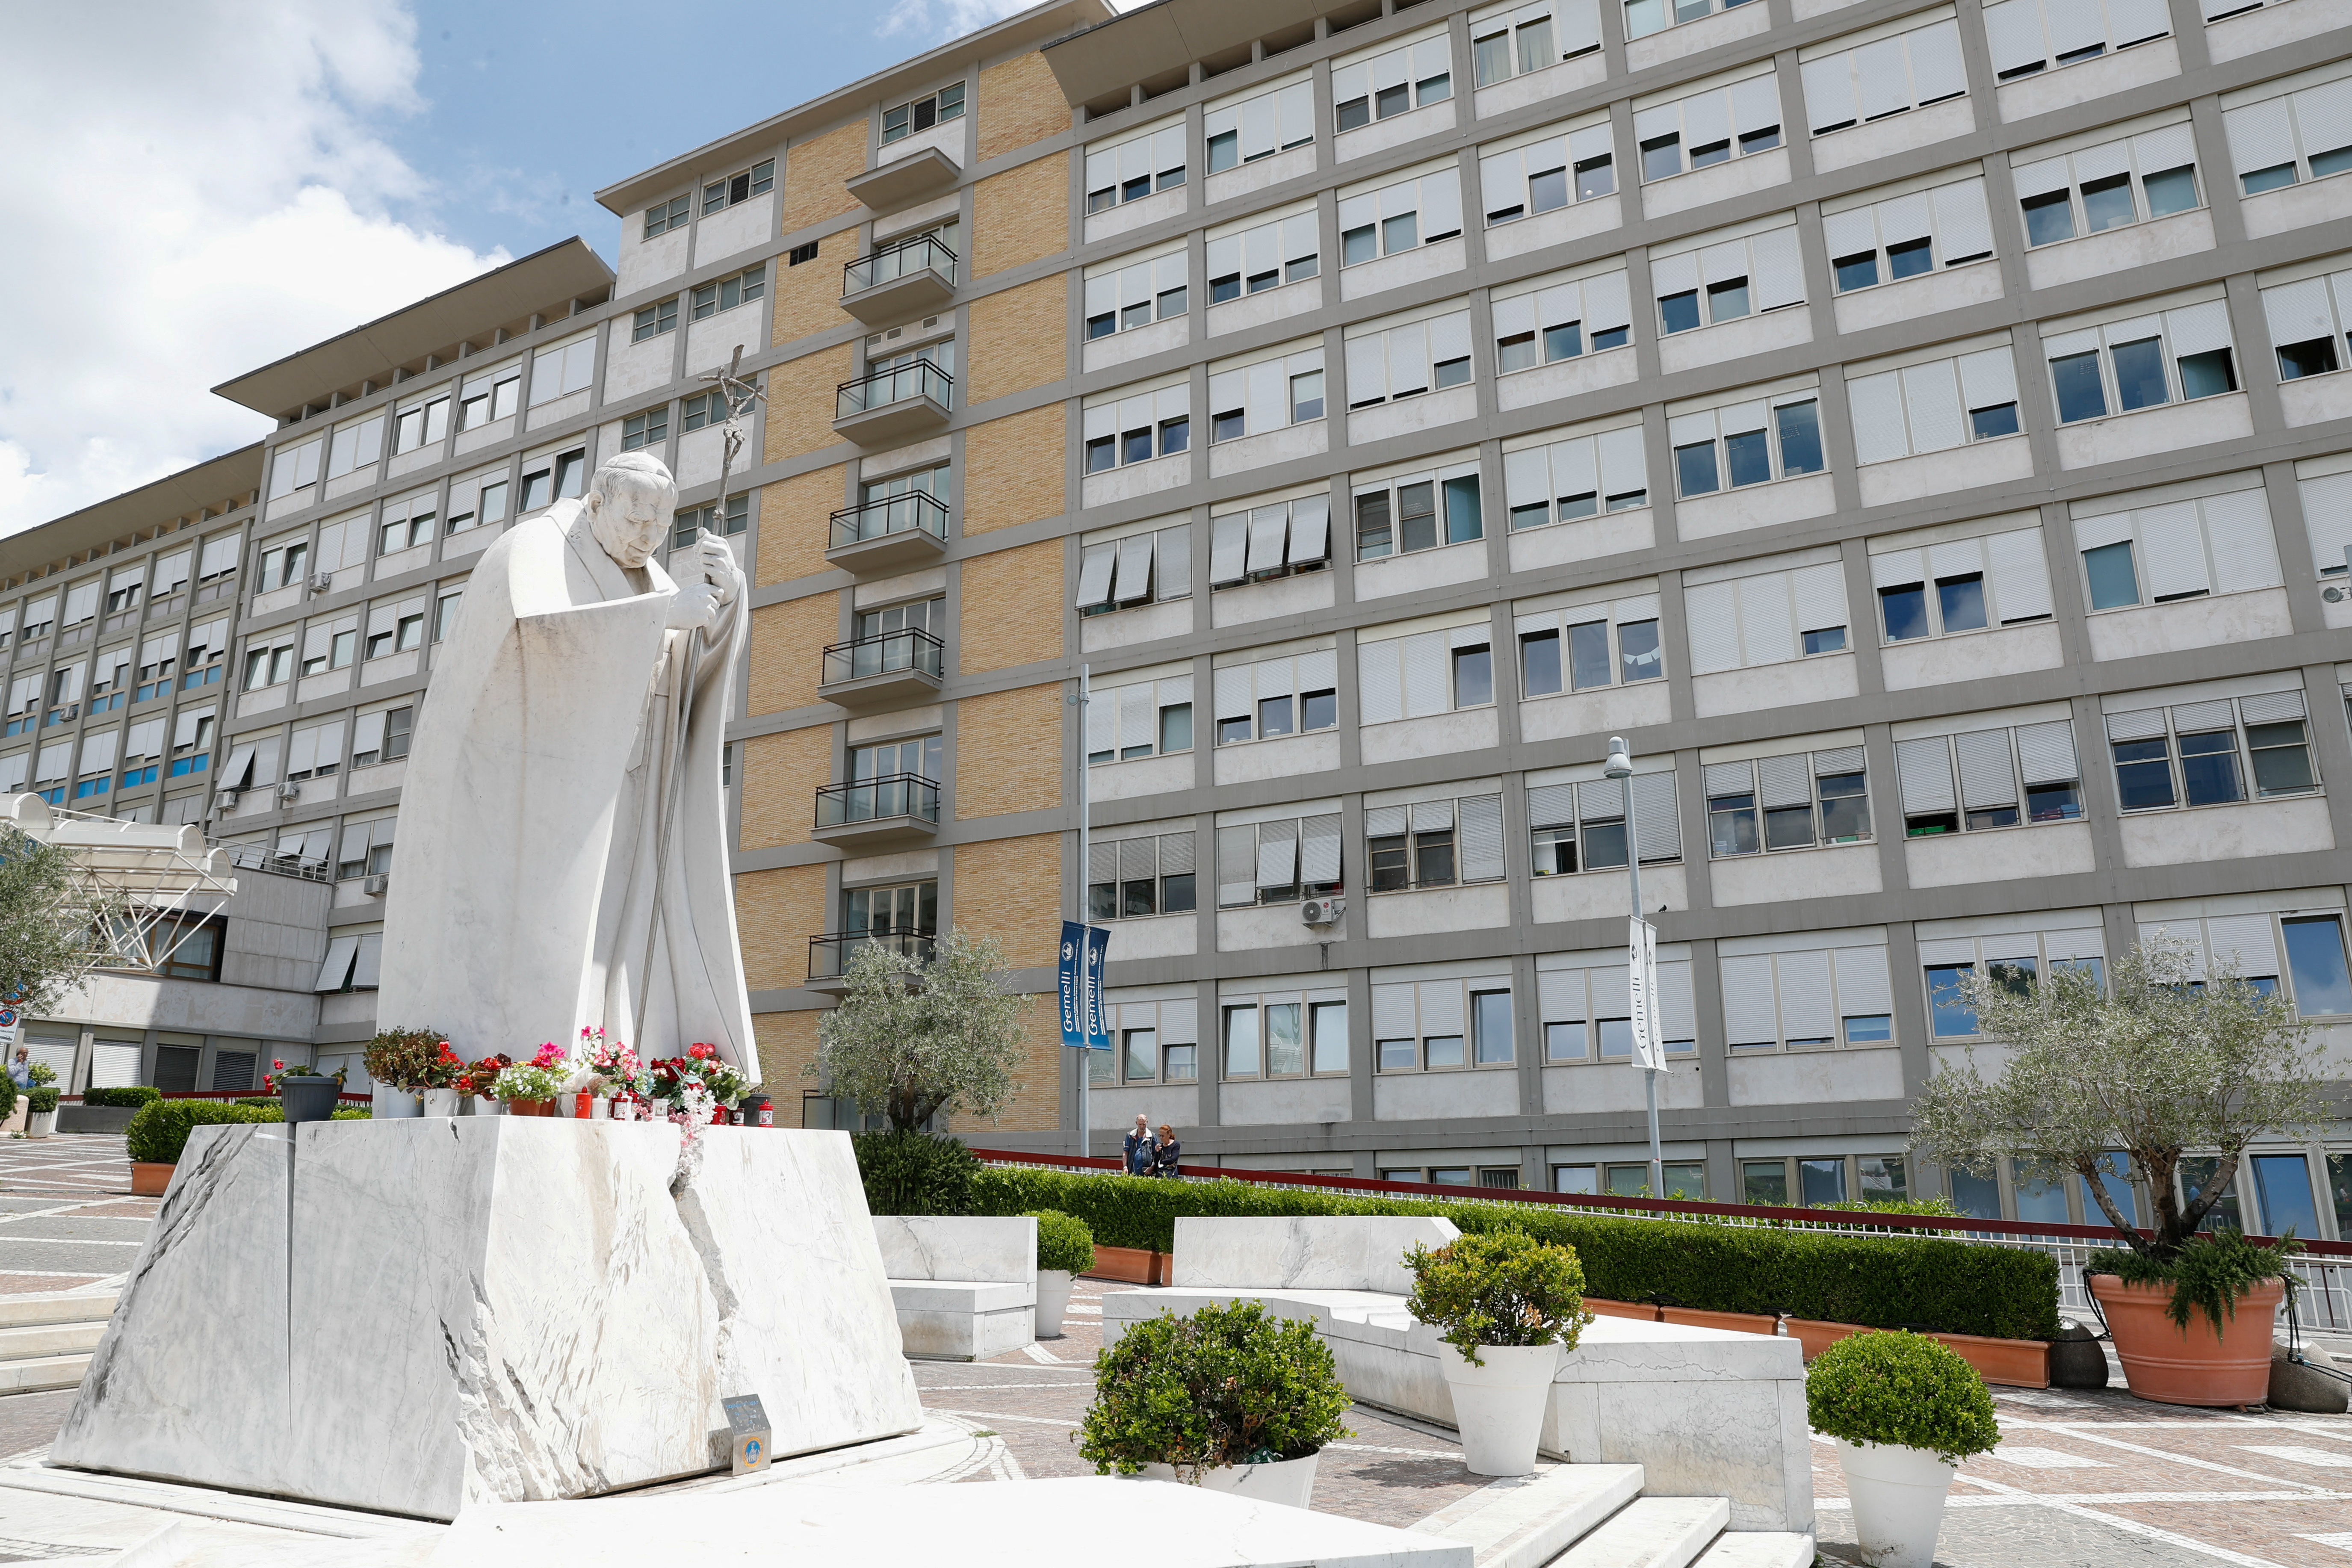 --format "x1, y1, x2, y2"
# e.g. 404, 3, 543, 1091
807, 927, 937, 980
829, 490, 949, 551
843, 233, 959, 296
820, 628, 943, 687
816, 773, 941, 828
836, 359, 952, 422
